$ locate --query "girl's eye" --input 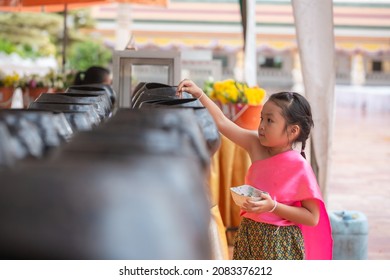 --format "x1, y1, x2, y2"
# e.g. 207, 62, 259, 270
267, 118, 273, 123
